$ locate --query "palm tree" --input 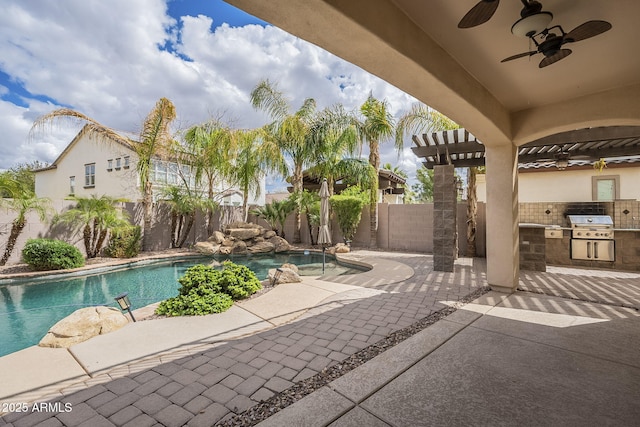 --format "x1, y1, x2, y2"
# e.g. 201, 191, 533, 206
181, 121, 234, 236
251, 198, 295, 238
307, 105, 377, 197
291, 190, 320, 244
395, 104, 478, 256
229, 129, 285, 222
30, 97, 177, 251
54, 195, 130, 258
250, 79, 317, 243
359, 94, 395, 247
0, 190, 52, 265
159, 185, 204, 248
